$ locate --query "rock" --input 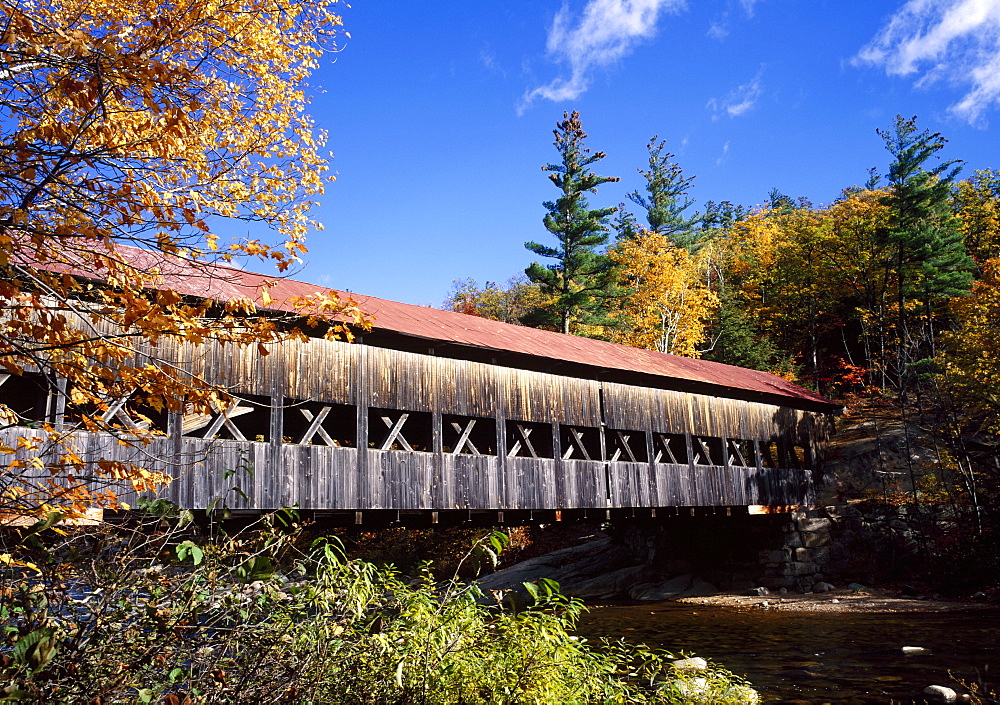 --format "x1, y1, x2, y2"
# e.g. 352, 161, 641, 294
630, 575, 693, 601
631, 575, 718, 601
477, 536, 641, 599
746, 586, 770, 597
813, 581, 836, 593
973, 591, 987, 601
830, 598, 839, 603
676, 577, 718, 599
782, 561, 819, 576
848, 582, 867, 591
760, 549, 790, 563
671, 657, 708, 672
568, 564, 656, 601
801, 531, 831, 548
902, 646, 931, 655
674, 677, 709, 699
797, 517, 832, 533
778, 587, 788, 595
794, 547, 812, 562
923, 685, 957, 703
811, 546, 832, 565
